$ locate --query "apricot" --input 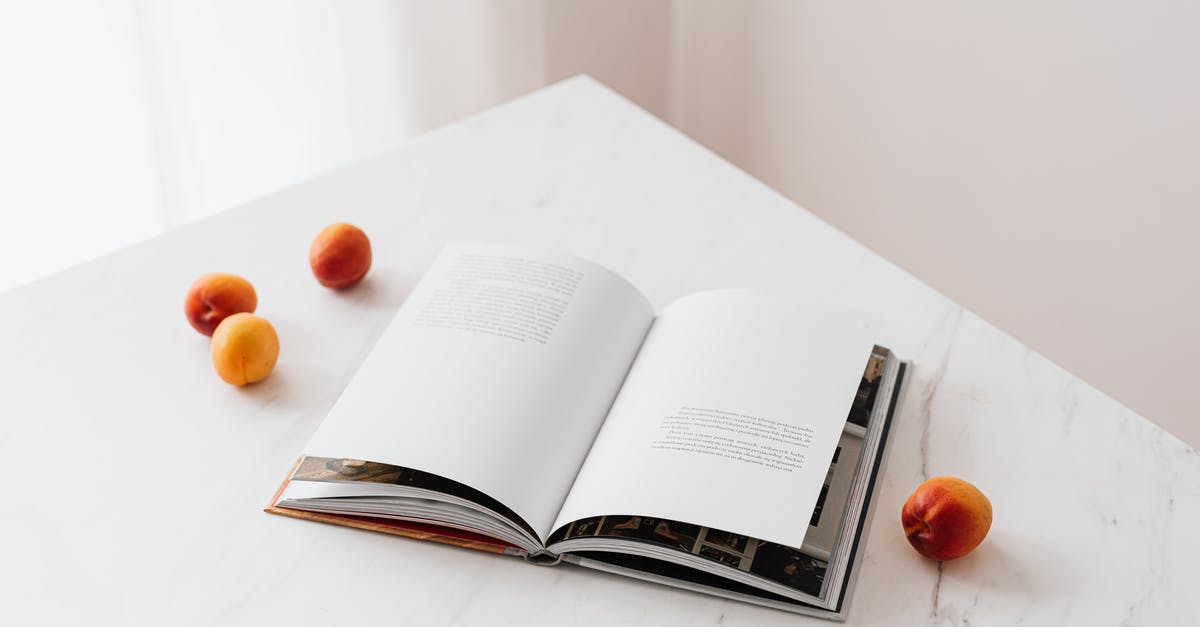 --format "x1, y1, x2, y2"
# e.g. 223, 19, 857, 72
902, 476, 992, 561
184, 273, 257, 336
210, 313, 279, 386
309, 223, 371, 289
